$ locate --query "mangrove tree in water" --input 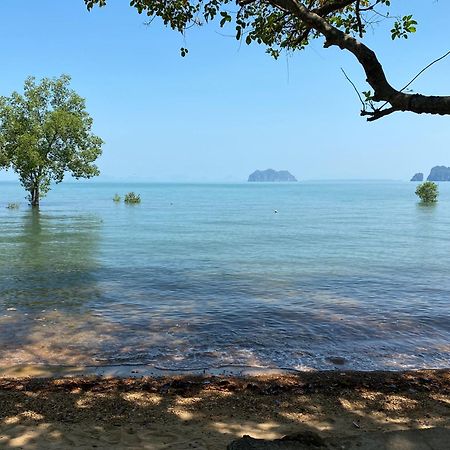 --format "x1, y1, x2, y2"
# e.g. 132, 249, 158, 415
0, 75, 103, 207
416, 181, 438, 204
